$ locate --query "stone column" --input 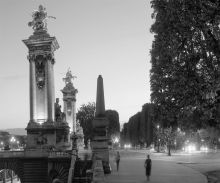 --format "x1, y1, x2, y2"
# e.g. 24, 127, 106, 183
72, 99, 76, 133
29, 57, 37, 122
47, 58, 55, 122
